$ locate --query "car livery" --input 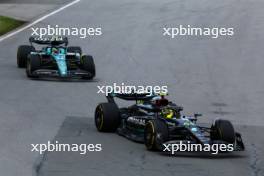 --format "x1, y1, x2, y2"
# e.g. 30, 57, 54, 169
94, 93, 245, 152
17, 36, 95, 79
